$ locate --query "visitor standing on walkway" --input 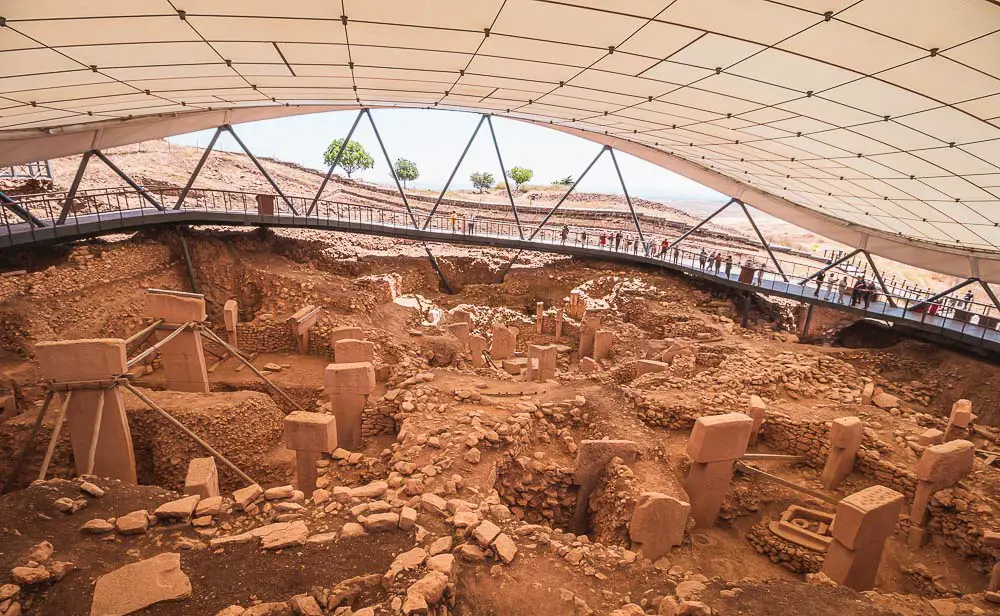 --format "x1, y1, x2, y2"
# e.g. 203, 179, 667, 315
614, 231, 622, 251
713, 252, 723, 275
599, 232, 607, 249
865, 280, 877, 309
673, 246, 680, 262
852, 279, 866, 306
814, 270, 825, 296
468, 215, 476, 234
660, 238, 669, 257
724, 254, 733, 278
449, 211, 457, 232
699, 248, 707, 269
624, 235, 632, 253
756, 266, 765, 286
580, 230, 588, 246
838, 276, 848, 304
825, 275, 837, 301
560, 225, 569, 244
